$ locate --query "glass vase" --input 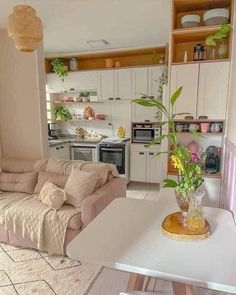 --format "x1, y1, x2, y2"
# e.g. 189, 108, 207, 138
175, 191, 191, 227
187, 190, 205, 231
